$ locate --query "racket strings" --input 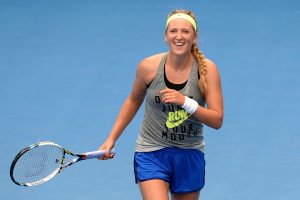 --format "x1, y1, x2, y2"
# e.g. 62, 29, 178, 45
12, 145, 63, 184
